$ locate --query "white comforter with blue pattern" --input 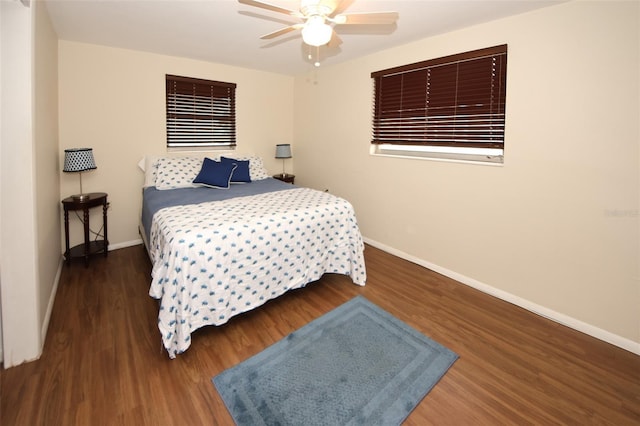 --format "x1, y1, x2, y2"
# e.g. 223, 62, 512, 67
149, 187, 366, 358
